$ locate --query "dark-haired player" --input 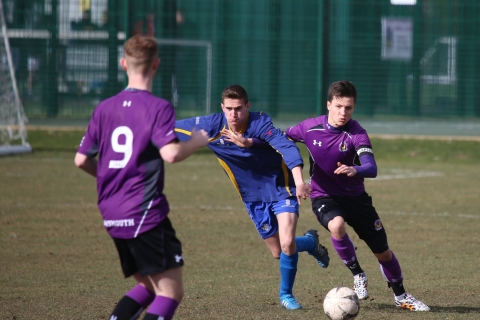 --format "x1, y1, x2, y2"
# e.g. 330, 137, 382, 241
174, 84, 329, 310
286, 80, 430, 311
